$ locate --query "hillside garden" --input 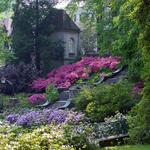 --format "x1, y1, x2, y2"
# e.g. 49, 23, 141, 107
0, 0, 150, 149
